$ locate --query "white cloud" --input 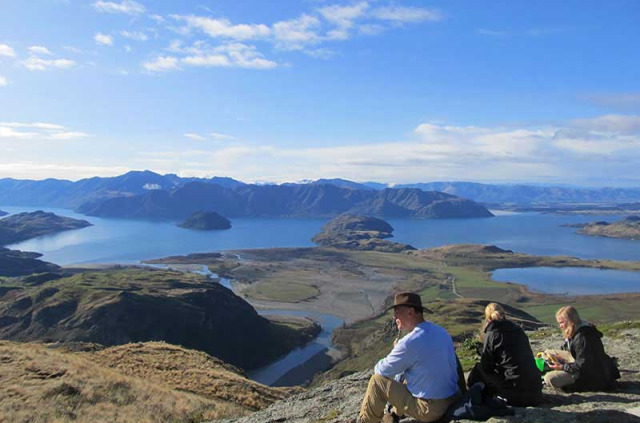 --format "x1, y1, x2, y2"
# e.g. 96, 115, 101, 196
0, 43, 16, 57
318, 2, 368, 32
92, 0, 145, 15
184, 133, 205, 141
158, 42, 277, 70
273, 14, 323, 49
121, 30, 149, 41
0, 126, 37, 138
22, 57, 76, 71
182, 54, 230, 67
0, 162, 132, 181
28, 46, 53, 55
0, 75, 7, 86
213, 43, 277, 69
0, 122, 88, 140
143, 56, 180, 72
161, 5, 444, 67
358, 24, 384, 36
48, 131, 90, 140
150, 14, 165, 23
210, 132, 235, 140
371, 6, 442, 22
175, 15, 271, 40
95, 33, 114, 46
